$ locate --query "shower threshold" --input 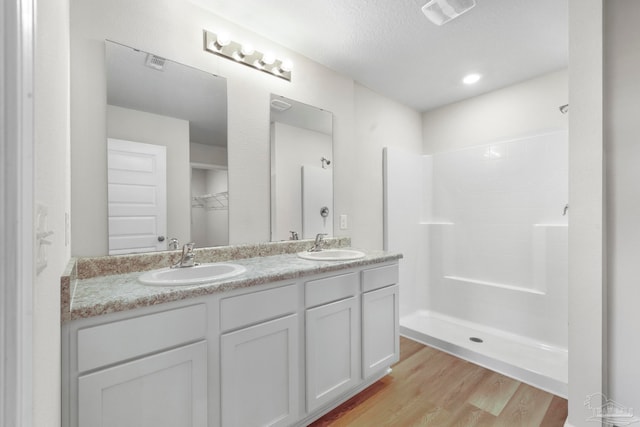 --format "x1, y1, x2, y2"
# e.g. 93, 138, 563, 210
400, 310, 568, 398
